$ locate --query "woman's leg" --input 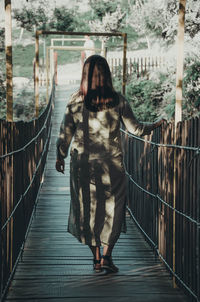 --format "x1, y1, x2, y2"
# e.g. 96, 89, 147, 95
102, 244, 114, 256
101, 244, 118, 272
89, 246, 102, 272
89, 246, 101, 260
